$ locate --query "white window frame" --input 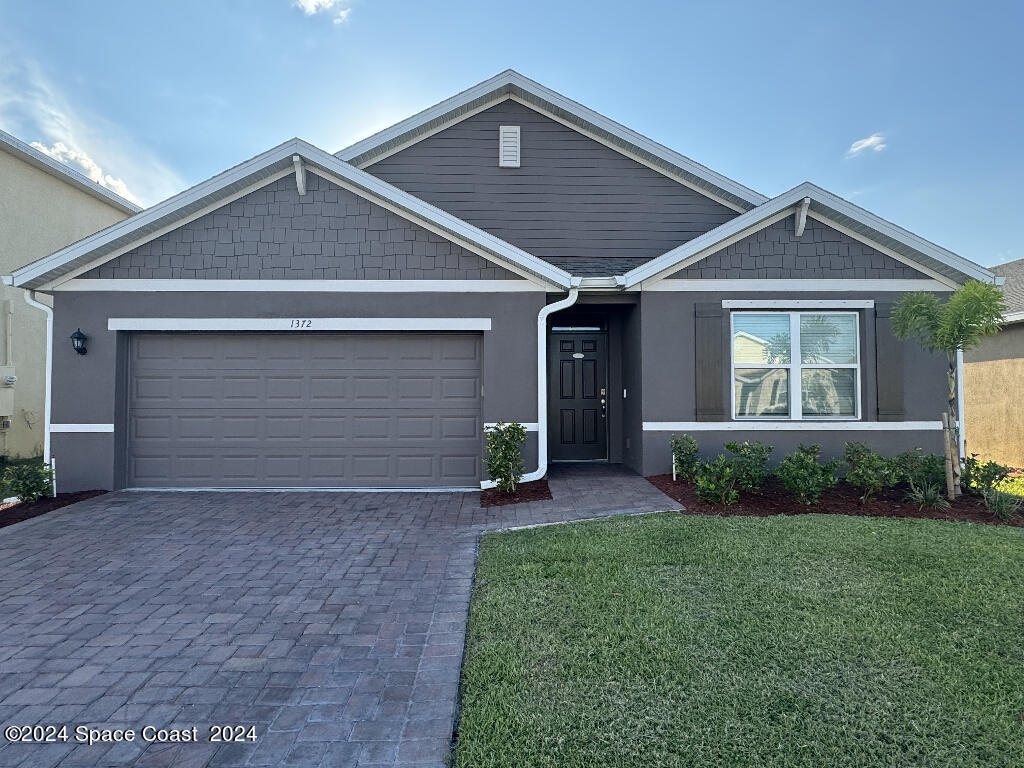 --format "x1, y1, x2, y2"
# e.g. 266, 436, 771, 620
730, 310, 861, 421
